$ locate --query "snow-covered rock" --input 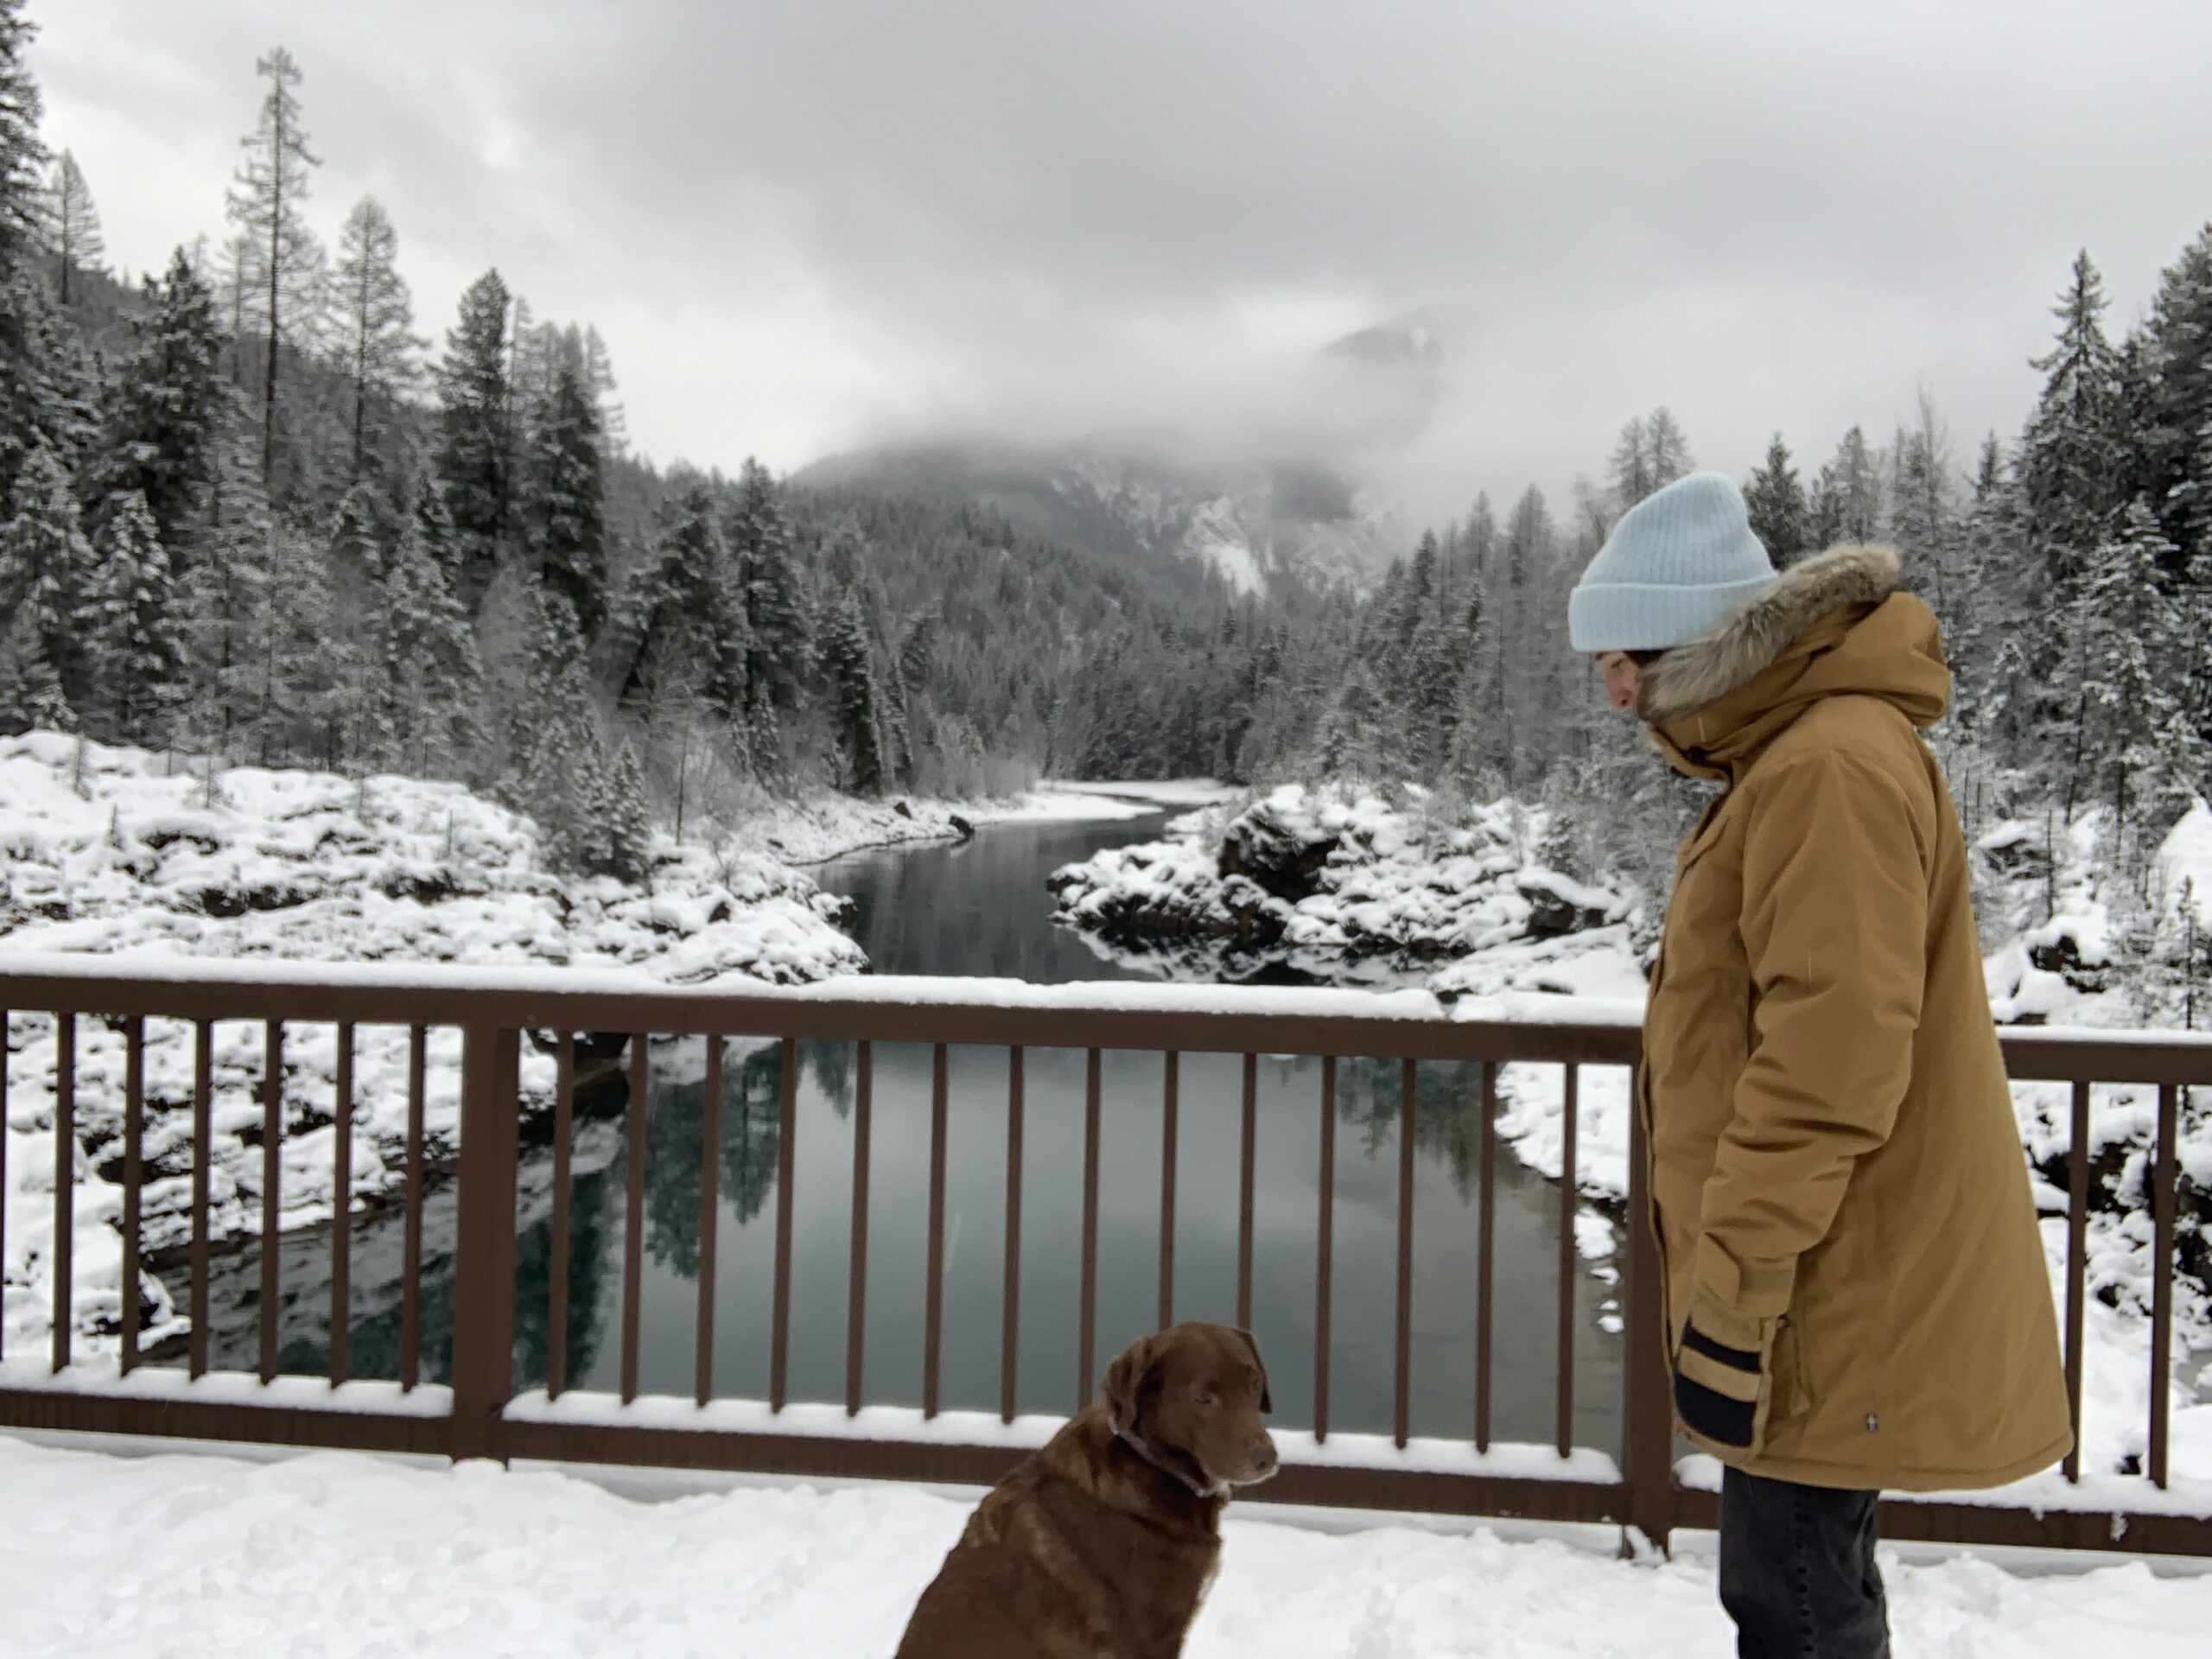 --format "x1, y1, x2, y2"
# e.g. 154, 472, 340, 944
1051, 785, 1630, 986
